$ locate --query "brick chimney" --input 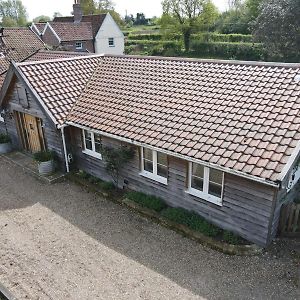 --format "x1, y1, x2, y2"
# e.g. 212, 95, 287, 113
73, 0, 82, 23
